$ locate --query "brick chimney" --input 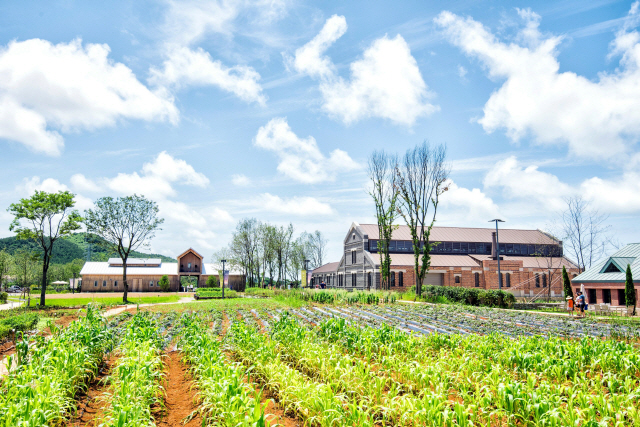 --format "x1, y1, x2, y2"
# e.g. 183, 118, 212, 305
491, 232, 497, 259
